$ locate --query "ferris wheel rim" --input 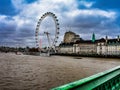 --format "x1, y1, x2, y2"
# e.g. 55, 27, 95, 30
35, 12, 60, 49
